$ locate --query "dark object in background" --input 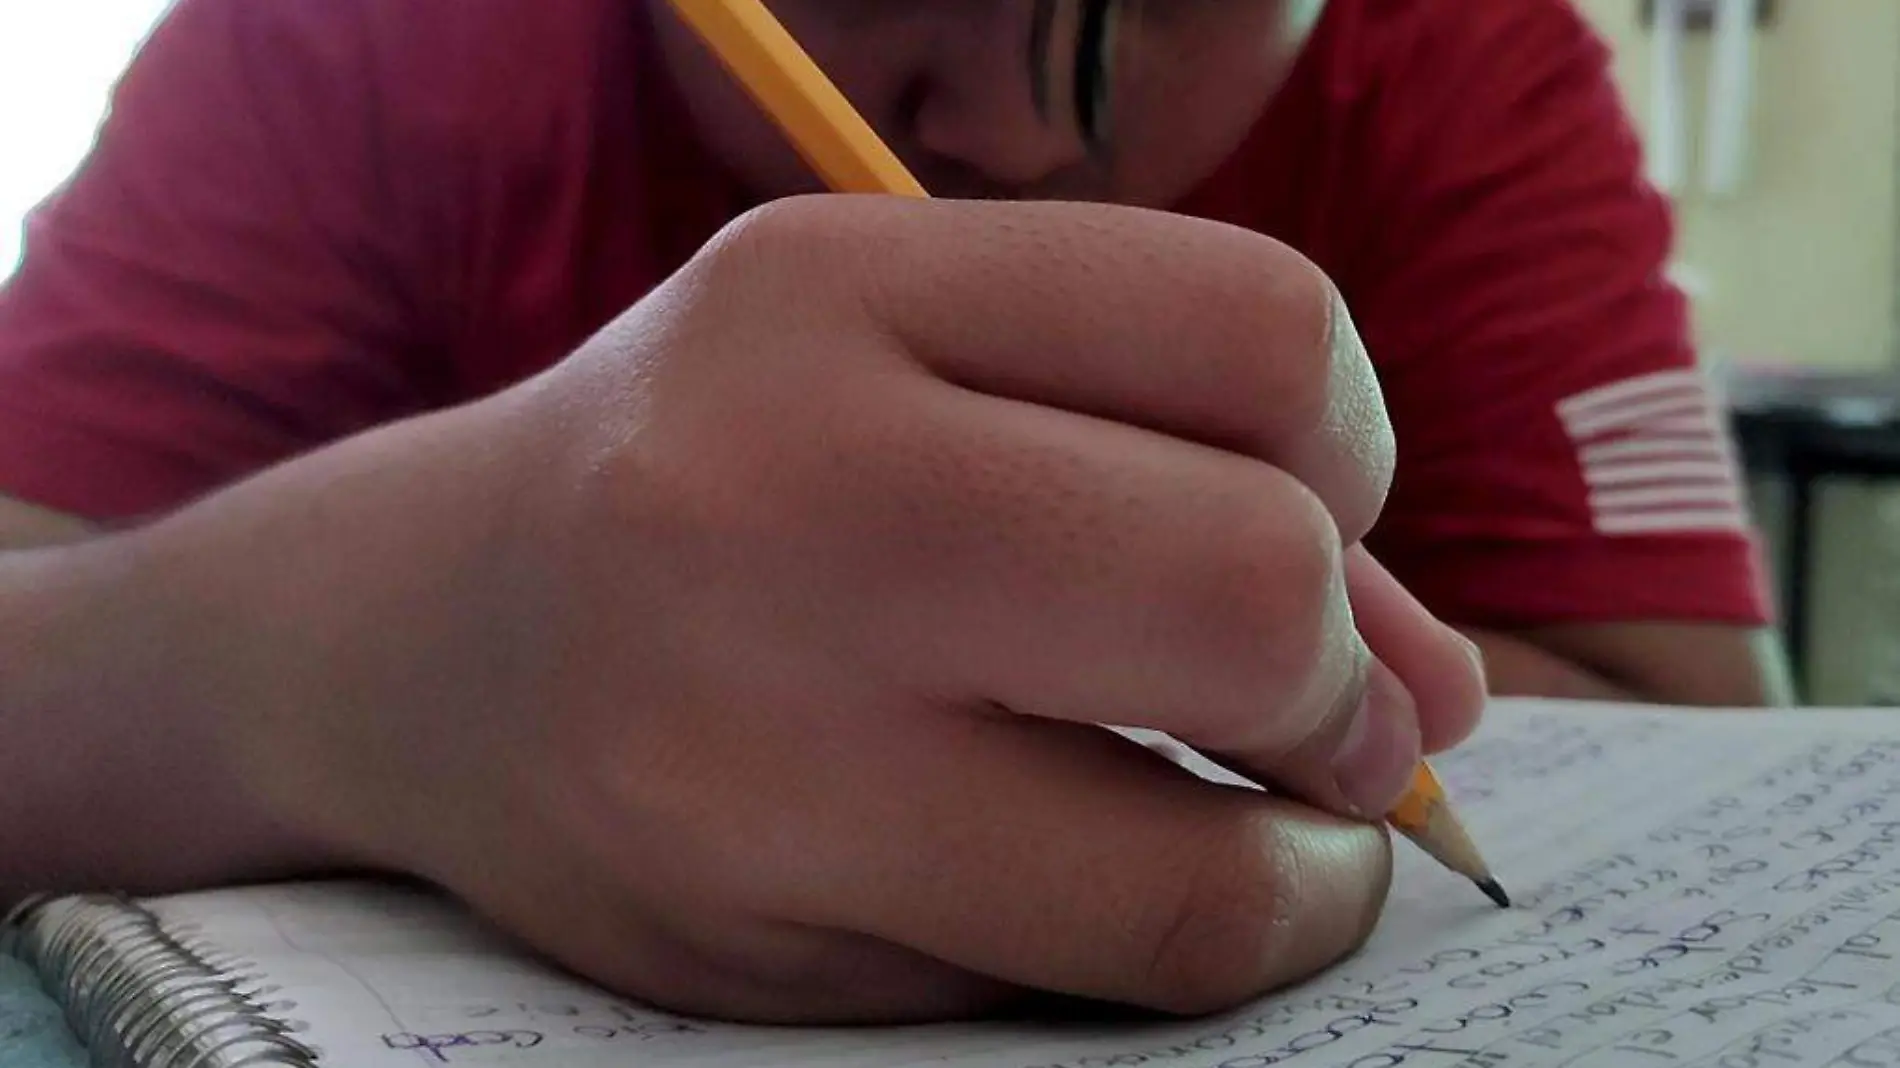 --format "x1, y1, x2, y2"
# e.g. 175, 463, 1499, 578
1728, 369, 1900, 698
1639, 0, 1777, 31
